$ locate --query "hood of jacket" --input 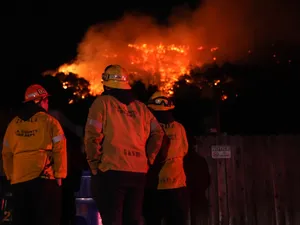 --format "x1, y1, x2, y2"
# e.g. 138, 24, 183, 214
16, 102, 46, 121
151, 110, 175, 124
102, 88, 136, 105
